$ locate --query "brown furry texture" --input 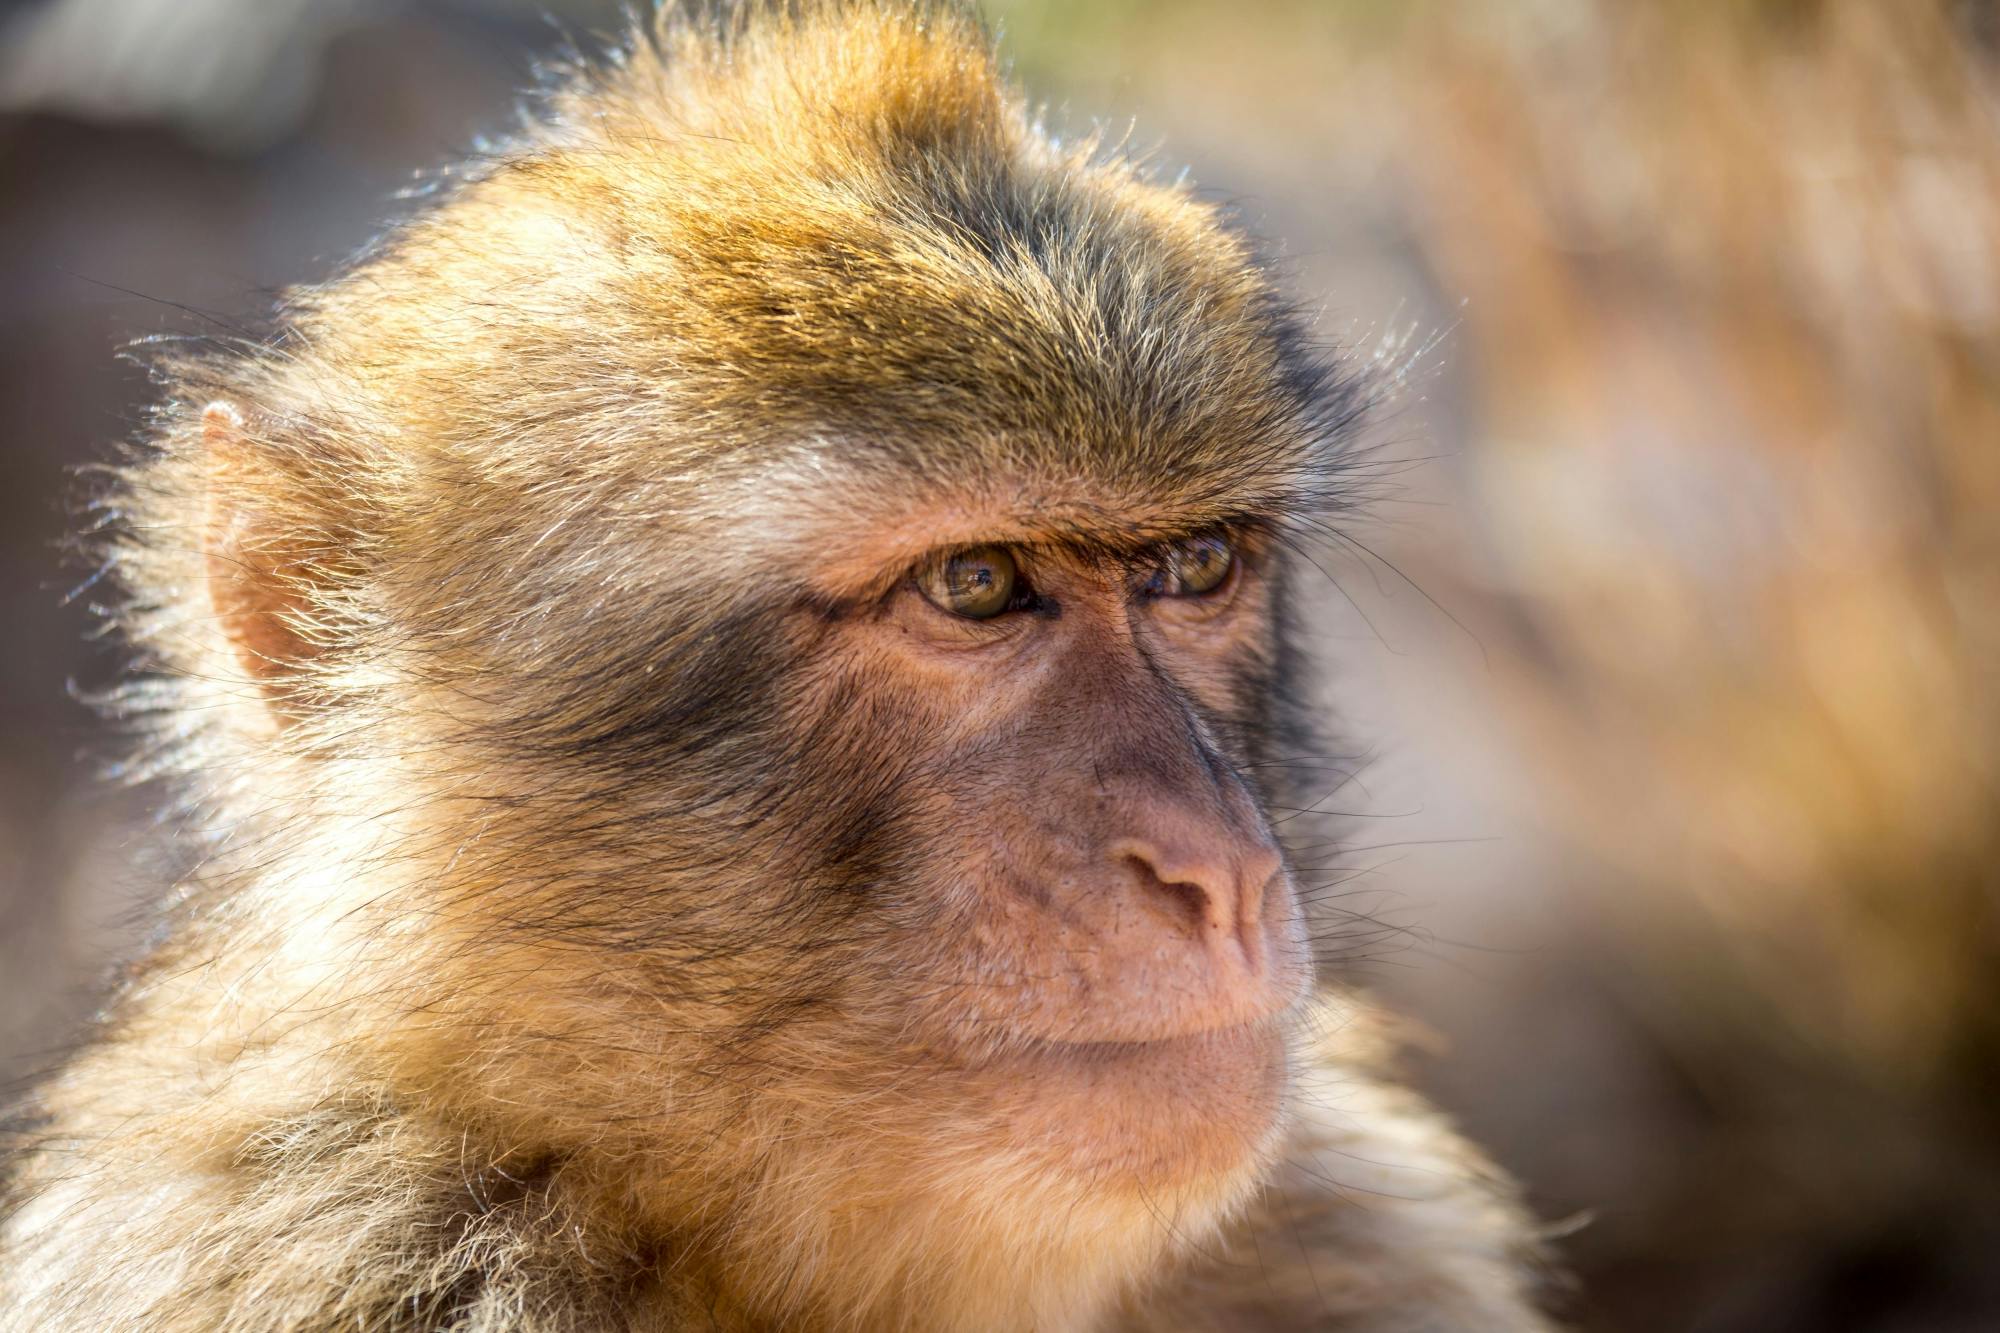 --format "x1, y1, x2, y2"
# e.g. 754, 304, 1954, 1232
0, 3, 1551, 1329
